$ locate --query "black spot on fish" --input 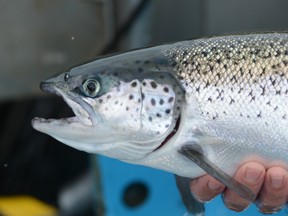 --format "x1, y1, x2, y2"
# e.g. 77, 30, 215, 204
129, 95, 134, 100
149, 116, 153, 122
151, 81, 157, 88
144, 60, 150, 64
159, 99, 164, 105
202, 51, 208, 57
138, 68, 143, 73
131, 81, 137, 87
143, 82, 146, 86
135, 60, 140, 64
165, 109, 171, 114
212, 114, 218, 120
141, 93, 145, 100
275, 50, 281, 57
151, 98, 156, 106
260, 86, 266, 96
126, 107, 129, 111
138, 98, 141, 103
115, 101, 118, 105
159, 75, 164, 79
163, 87, 169, 93
107, 95, 111, 99
168, 97, 174, 103
99, 99, 103, 104
230, 98, 235, 104
165, 124, 170, 128
269, 42, 274, 48
113, 72, 118, 77
156, 113, 161, 118
250, 96, 256, 102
